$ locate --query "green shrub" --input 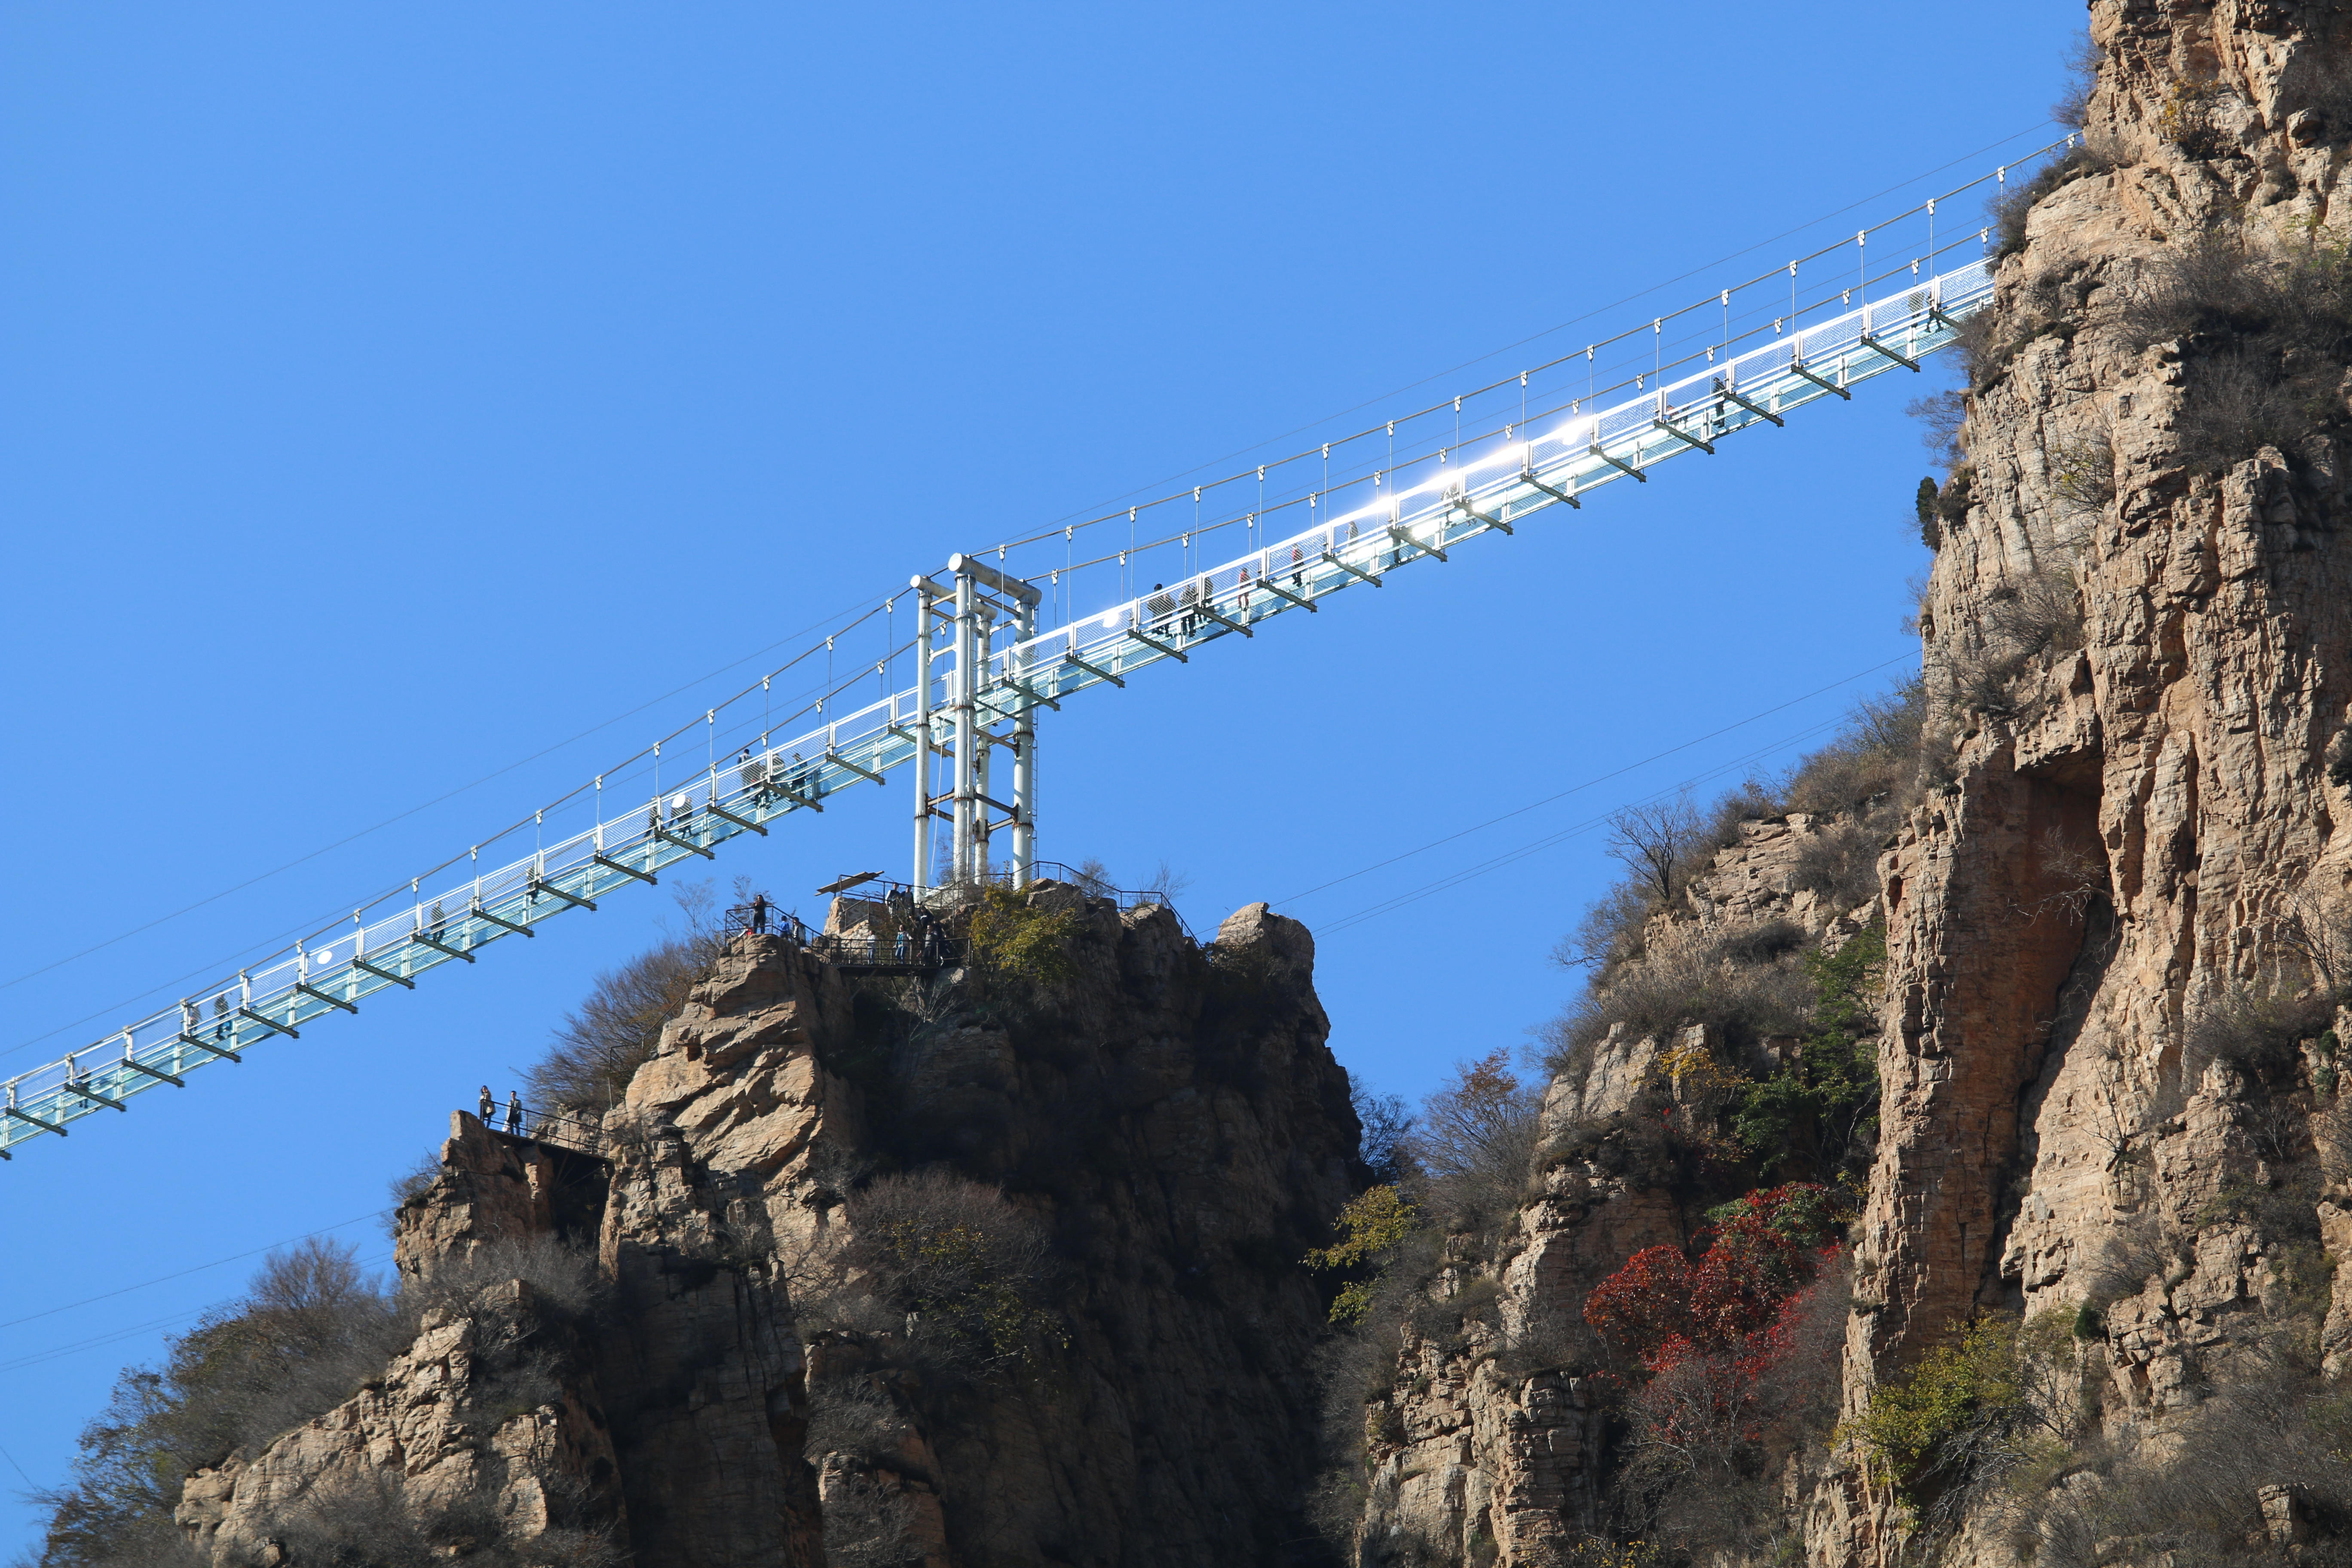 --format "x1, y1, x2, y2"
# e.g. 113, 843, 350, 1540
1731, 927, 1884, 1181
837, 1168, 1064, 1370
1305, 1185, 1425, 1325
1848, 1314, 2074, 1507
964, 884, 1082, 988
